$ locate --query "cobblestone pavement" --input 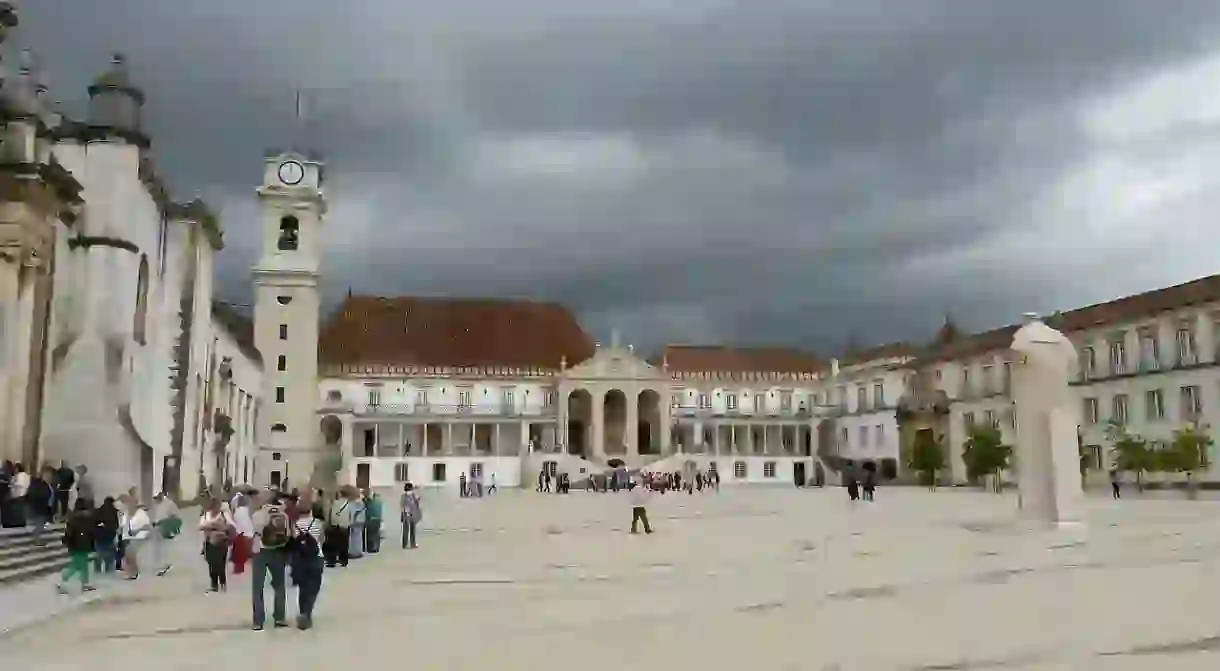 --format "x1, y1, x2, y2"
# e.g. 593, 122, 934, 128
5, 488, 1220, 670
